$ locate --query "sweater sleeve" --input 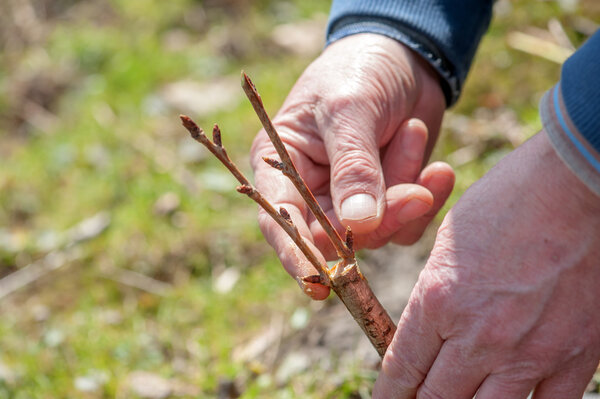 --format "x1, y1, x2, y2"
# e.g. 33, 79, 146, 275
326, 0, 494, 107
540, 30, 600, 197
